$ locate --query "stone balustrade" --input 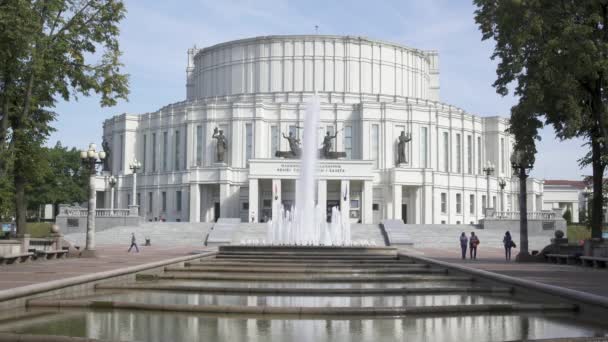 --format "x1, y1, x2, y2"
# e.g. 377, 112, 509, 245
488, 211, 556, 221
